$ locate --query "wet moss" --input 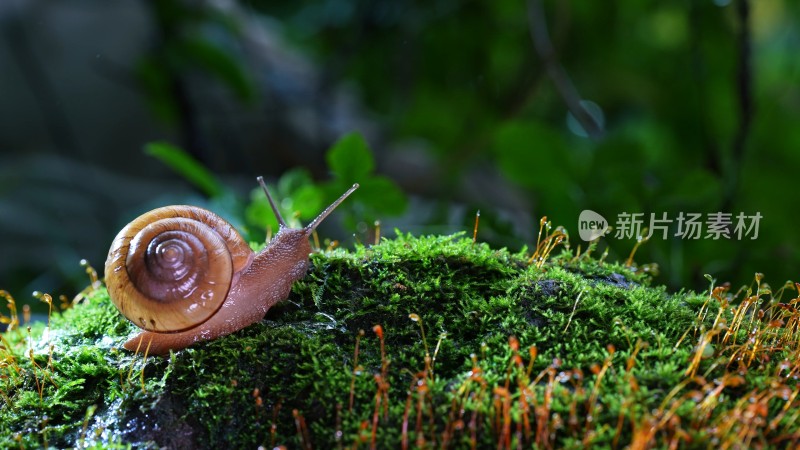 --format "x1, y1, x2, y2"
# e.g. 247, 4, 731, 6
1, 232, 796, 448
